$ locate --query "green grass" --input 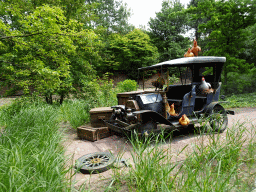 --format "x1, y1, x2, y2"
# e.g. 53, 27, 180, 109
106, 122, 256, 191
59, 99, 91, 128
0, 93, 118, 191
222, 92, 256, 109
0, 98, 72, 191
